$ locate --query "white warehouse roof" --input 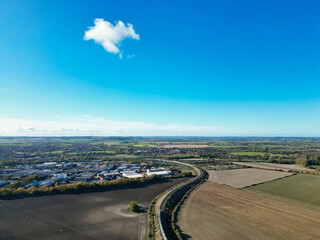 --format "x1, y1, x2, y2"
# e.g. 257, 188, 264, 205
146, 170, 170, 177
122, 172, 144, 178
